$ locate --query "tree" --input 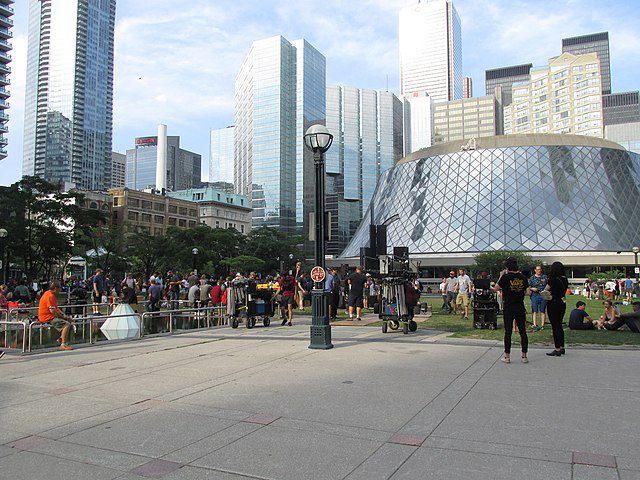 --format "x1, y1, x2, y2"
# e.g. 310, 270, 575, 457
0, 176, 97, 280
471, 250, 536, 278
244, 226, 305, 273
220, 255, 265, 274
75, 221, 127, 276
127, 231, 167, 280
